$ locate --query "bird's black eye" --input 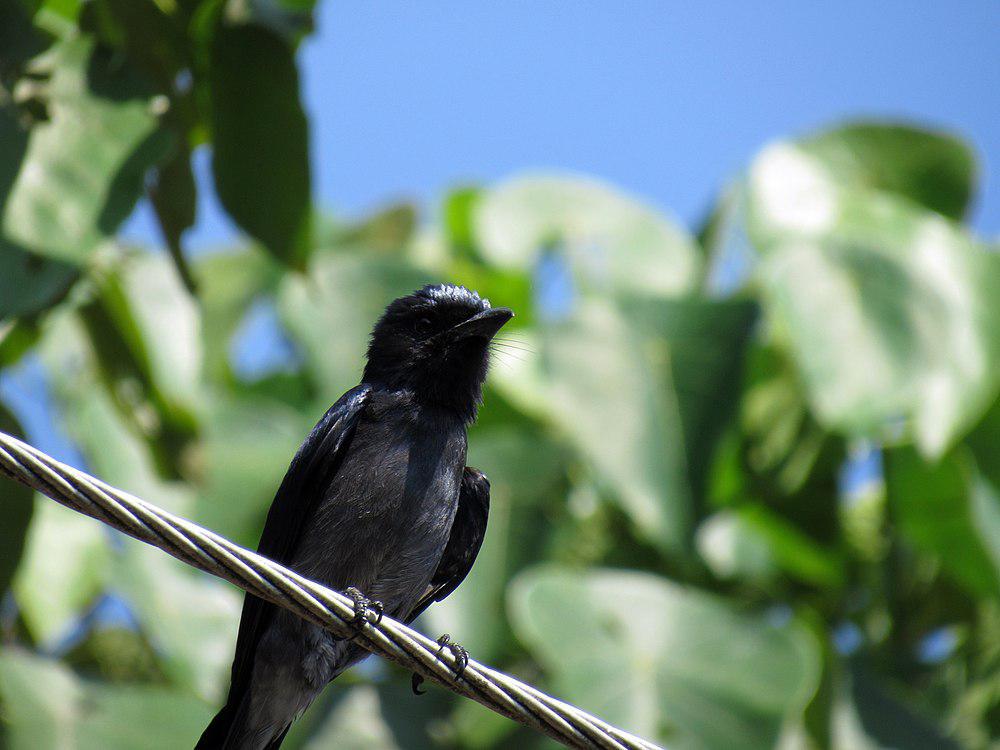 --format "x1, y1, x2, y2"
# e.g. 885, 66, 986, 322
414, 317, 434, 337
